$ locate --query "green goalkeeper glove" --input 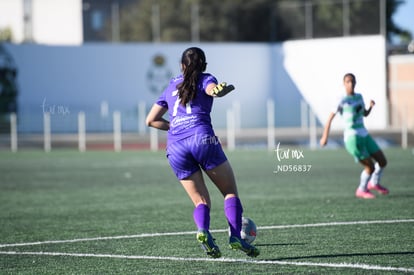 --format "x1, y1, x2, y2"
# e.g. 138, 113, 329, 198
211, 82, 235, 97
